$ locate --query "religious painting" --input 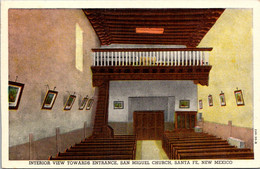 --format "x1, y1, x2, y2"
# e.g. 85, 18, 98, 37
199, 100, 203, 109
219, 92, 226, 106
197, 112, 203, 122
114, 101, 124, 109
234, 90, 245, 106
208, 95, 213, 106
79, 97, 88, 110
64, 95, 76, 110
179, 100, 190, 108
42, 90, 58, 110
86, 99, 94, 110
9, 81, 25, 110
